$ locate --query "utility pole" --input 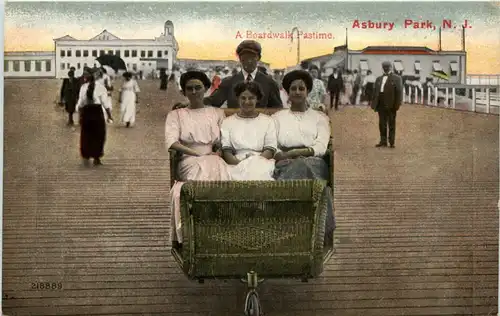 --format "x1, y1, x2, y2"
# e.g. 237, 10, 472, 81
291, 27, 301, 65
